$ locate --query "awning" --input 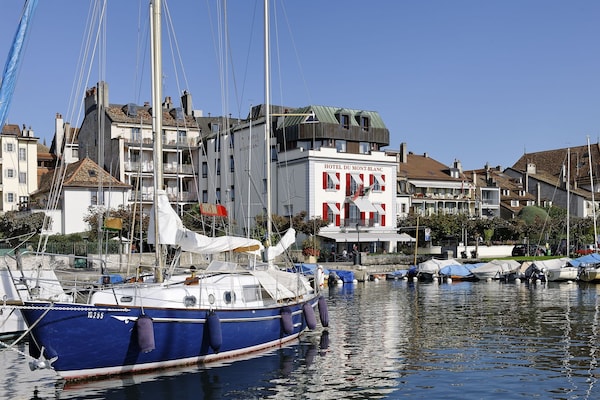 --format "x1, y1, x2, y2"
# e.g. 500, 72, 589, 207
373, 203, 386, 215
351, 197, 377, 212
350, 172, 363, 185
374, 173, 385, 186
410, 179, 462, 189
319, 232, 416, 243
327, 202, 341, 215
327, 172, 340, 185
